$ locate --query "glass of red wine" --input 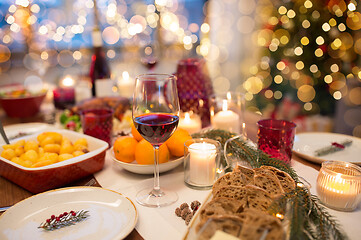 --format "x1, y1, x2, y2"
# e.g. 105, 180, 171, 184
132, 73, 180, 207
